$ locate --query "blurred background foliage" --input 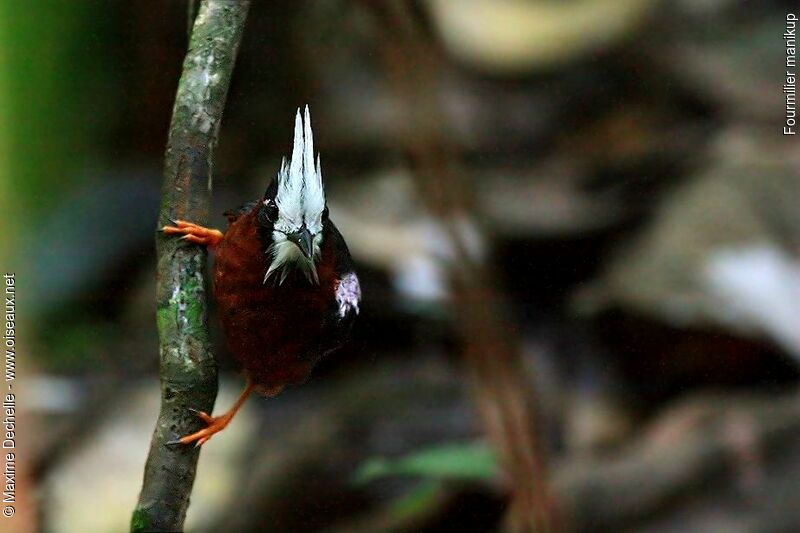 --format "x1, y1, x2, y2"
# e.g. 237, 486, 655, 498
4, 1, 800, 532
